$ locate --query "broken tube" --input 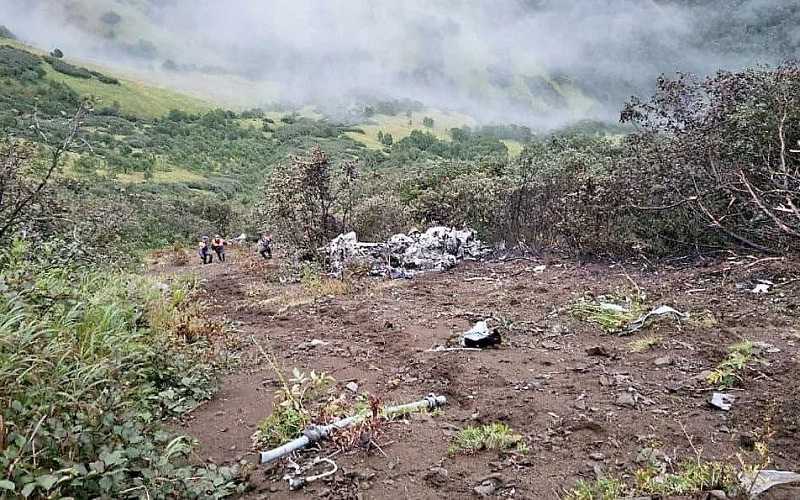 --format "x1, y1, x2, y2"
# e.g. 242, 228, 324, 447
259, 394, 447, 464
